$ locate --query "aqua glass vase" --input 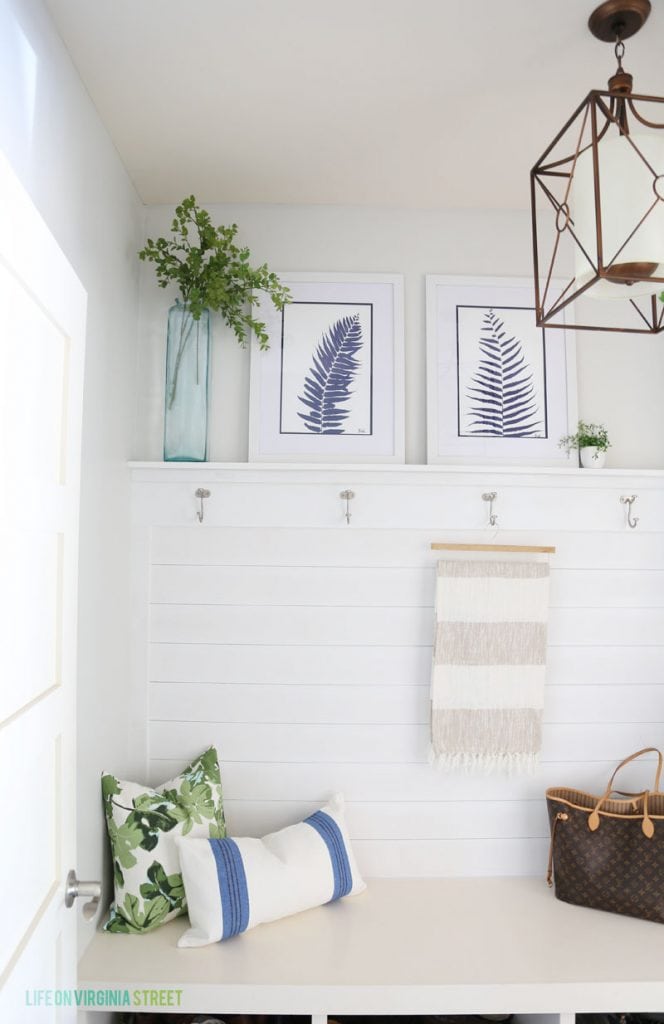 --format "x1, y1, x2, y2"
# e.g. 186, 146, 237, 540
164, 301, 210, 462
